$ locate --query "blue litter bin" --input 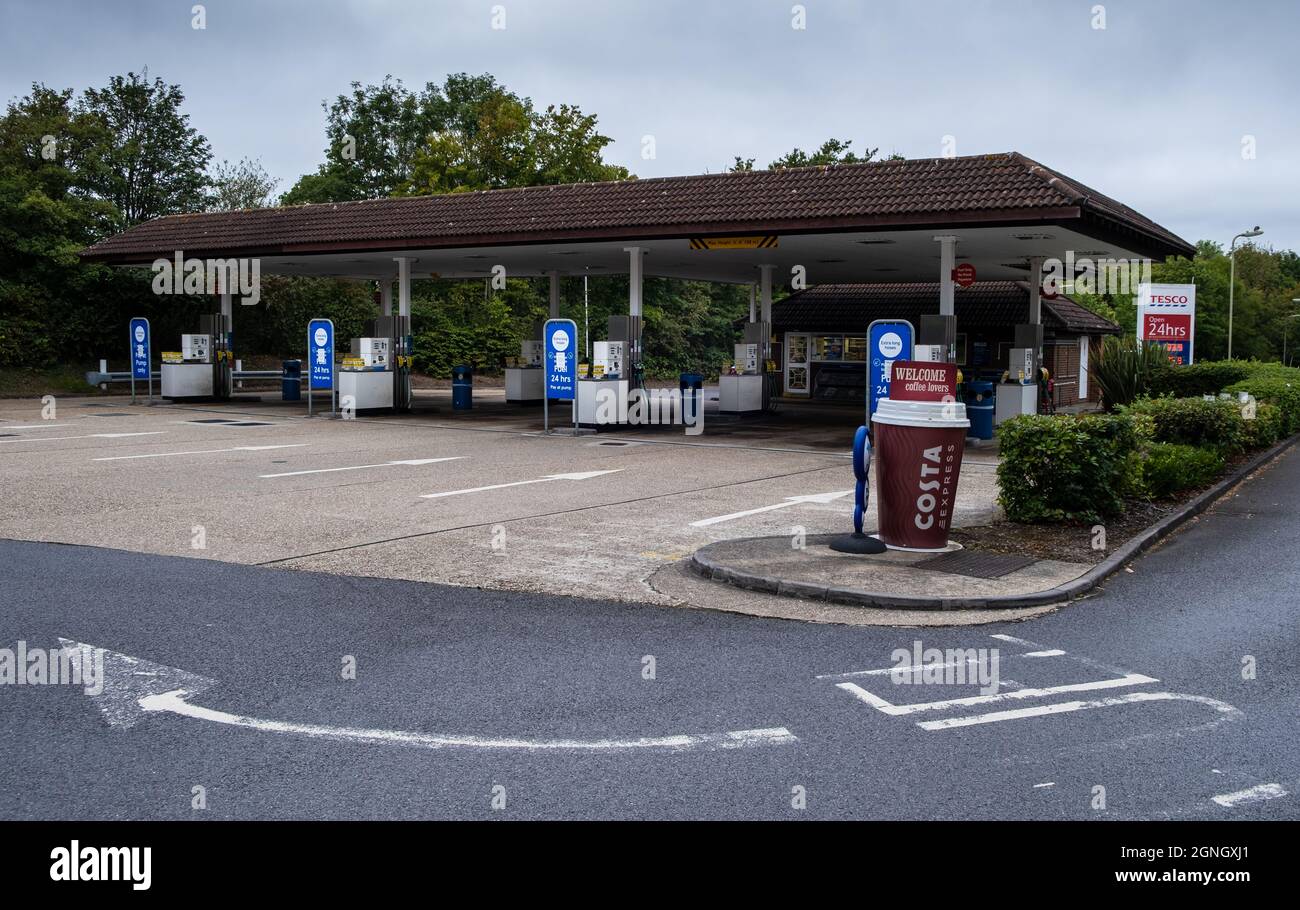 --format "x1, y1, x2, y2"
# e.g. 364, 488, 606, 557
679, 372, 703, 424
451, 364, 473, 410
966, 380, 994, 439
281, 359, 301, 402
